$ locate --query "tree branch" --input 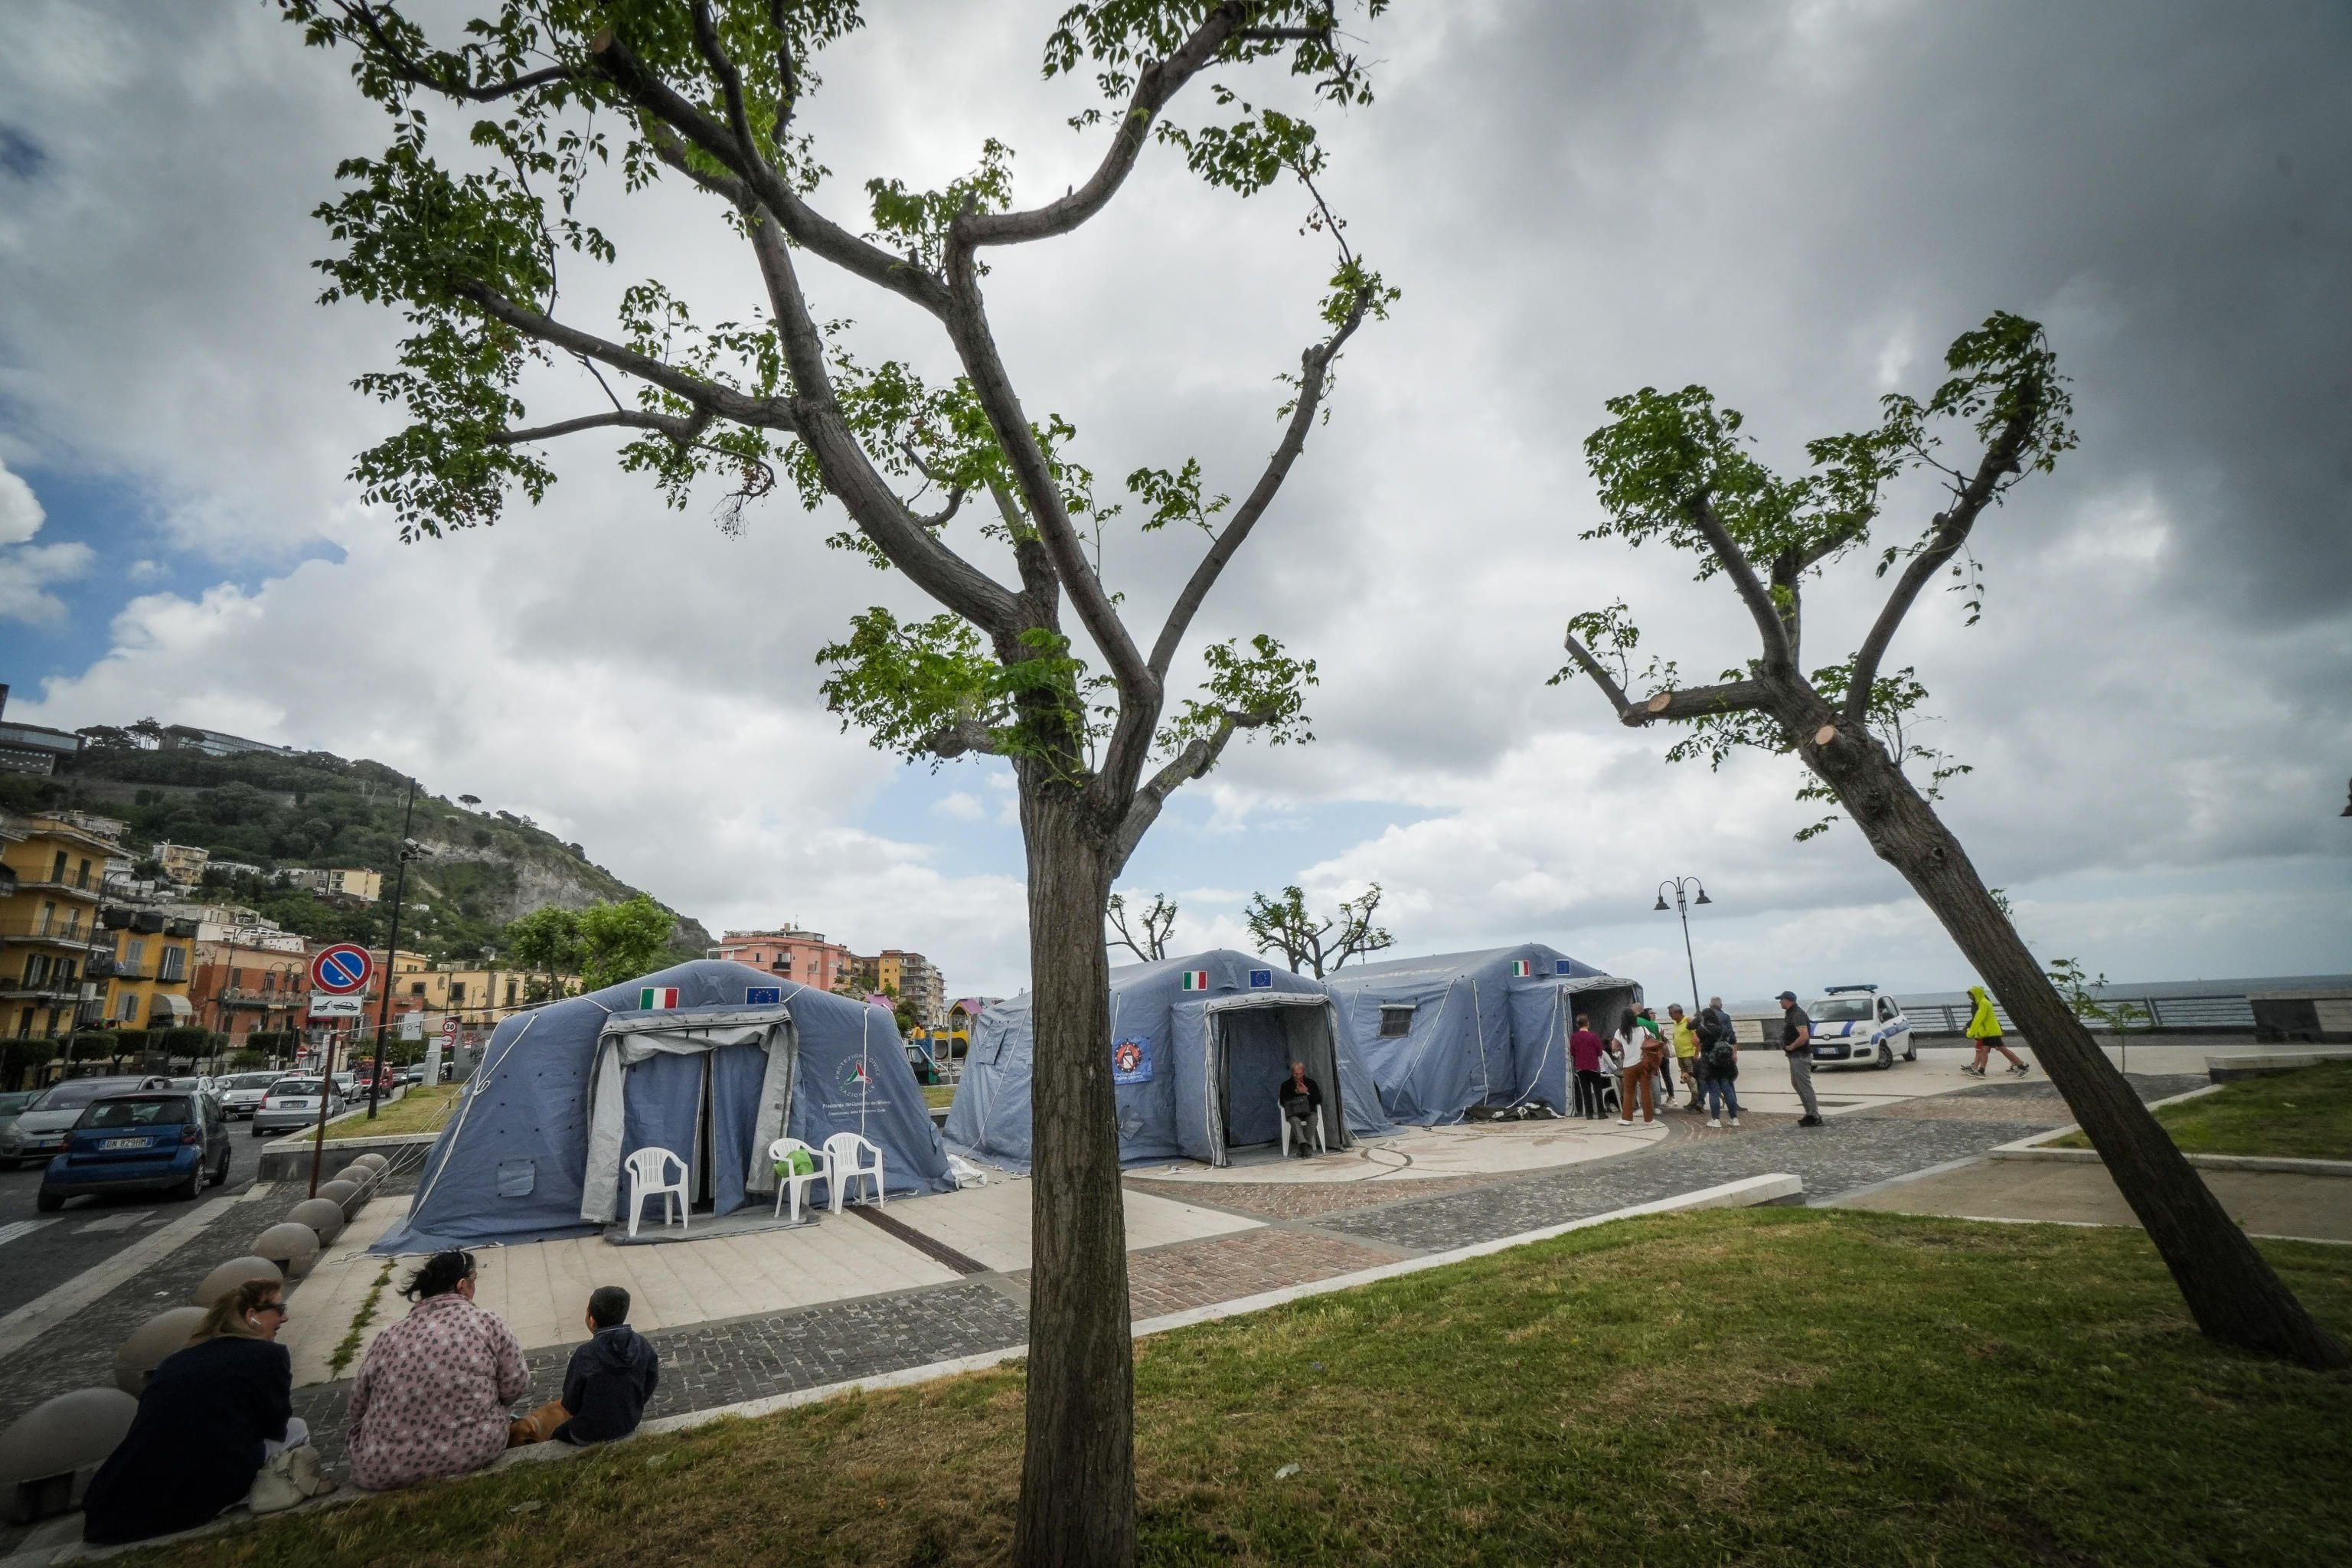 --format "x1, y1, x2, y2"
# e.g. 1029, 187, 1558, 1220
335, 2, 580, 103
492, 408, 707, 446
1559, 628, 1635, 714
1844, 401, 2037, 724
461, 285, 798, 433
953, 6, 1244, 255
1108, 707, 1267, 873
1561, 626, 1769, 729
1147, 299, 1368, 680
1683, 492, 1798, 673
920, 717, 1001, 760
